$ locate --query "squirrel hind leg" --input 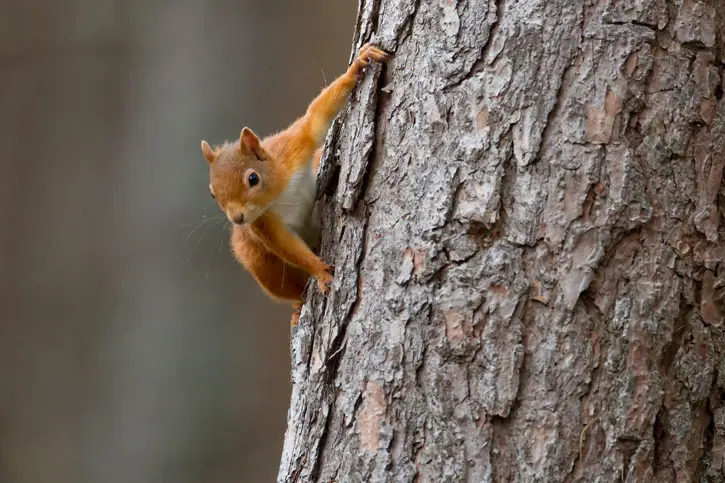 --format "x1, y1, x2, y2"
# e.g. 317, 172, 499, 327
233, 228, 309, 303
290, 301, 303, 326
256, 261, 309, 303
